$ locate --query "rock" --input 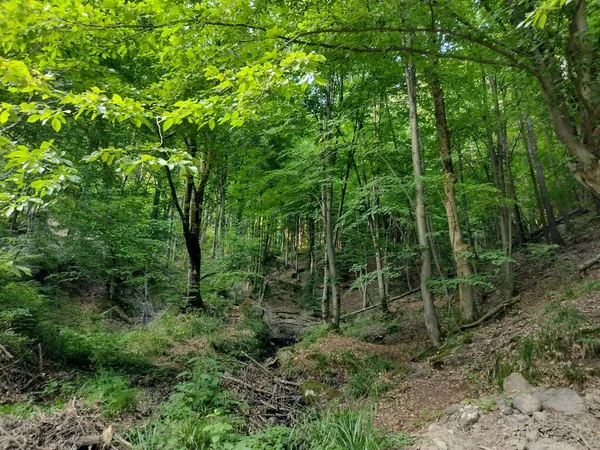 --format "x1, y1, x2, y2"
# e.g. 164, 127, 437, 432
504, 373, 533, 394
542, 388, 586, 415
532, 411, 548, 422
513, 393, 543, 415
458, 405, 480, 428
532, 387, 553, 403
434, 439, 448, 450
528, 439, 578, 450
497, 397, 508, 407
501, 406, 514, 415
584, 388, 600, 417
526, 429, 539, 443
444, 403, 461, 416
300, 379, 329, 404
510, 438, 528, 450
